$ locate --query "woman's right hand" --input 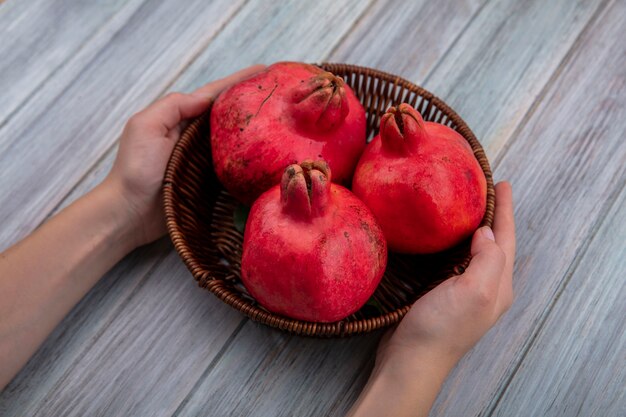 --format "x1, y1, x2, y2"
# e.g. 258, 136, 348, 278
378, 181, 516, 369
348, 181, 516, 417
